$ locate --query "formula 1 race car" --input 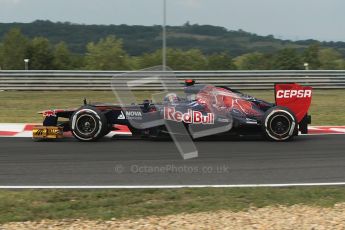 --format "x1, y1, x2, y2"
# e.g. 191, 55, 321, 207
33, 80, 312, 142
